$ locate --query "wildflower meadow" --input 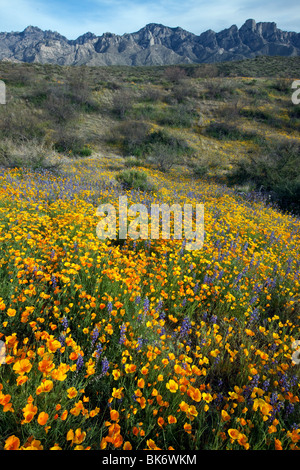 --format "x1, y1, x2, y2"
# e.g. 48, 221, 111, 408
0, 156, 299, 451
